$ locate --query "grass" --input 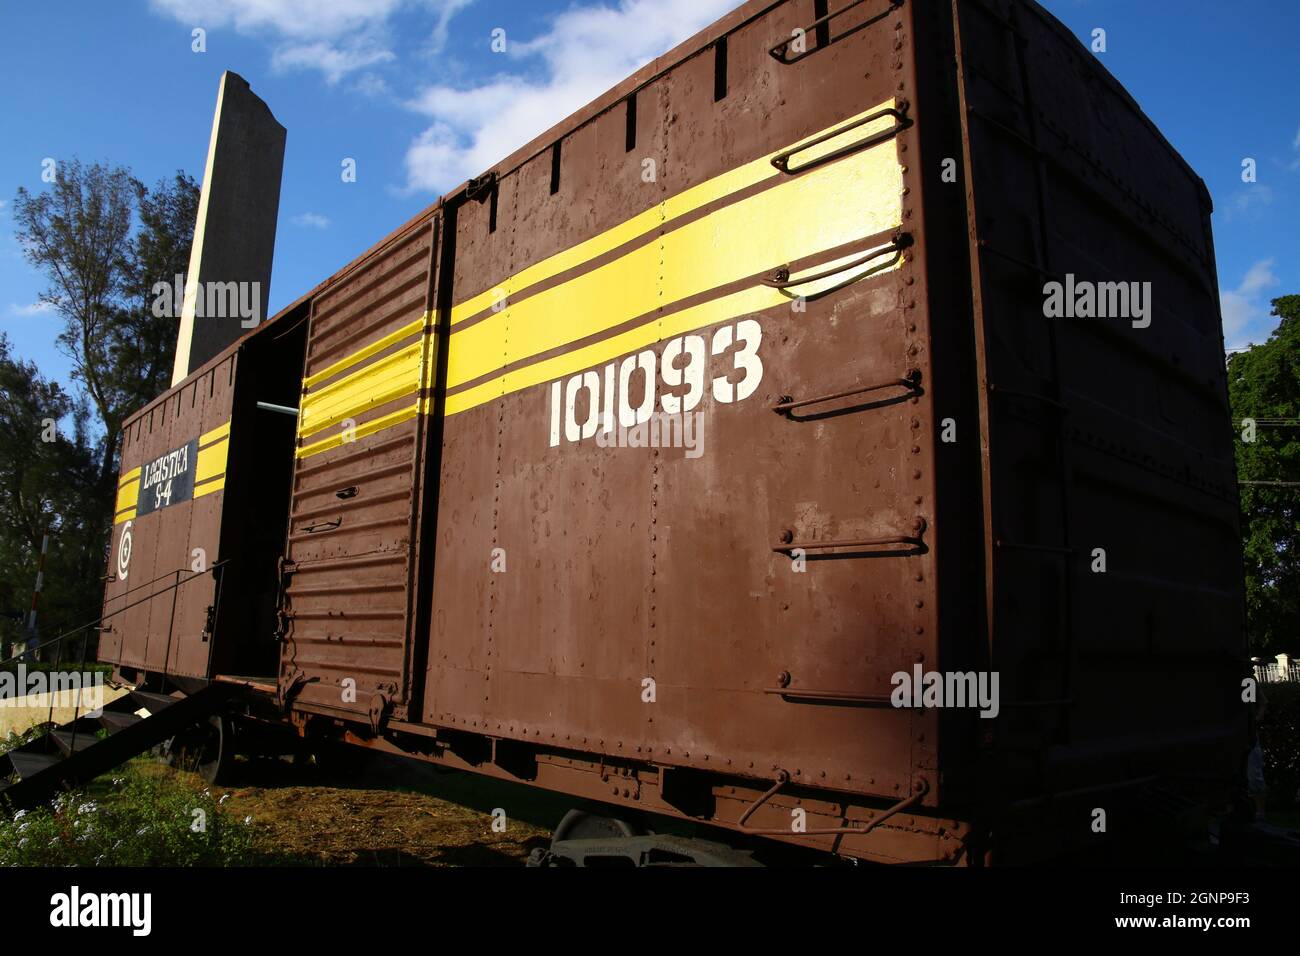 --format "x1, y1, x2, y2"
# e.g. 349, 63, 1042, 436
0, 752, 555, 867
0, 759, 269, 866
0, 726, 43, 757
